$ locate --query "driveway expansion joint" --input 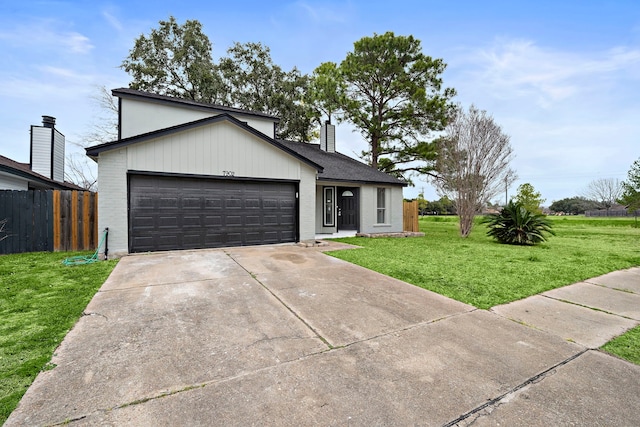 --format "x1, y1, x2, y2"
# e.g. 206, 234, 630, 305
442, 349, 589, 427
225, 250, 334, 350
540, 294, 637, 321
